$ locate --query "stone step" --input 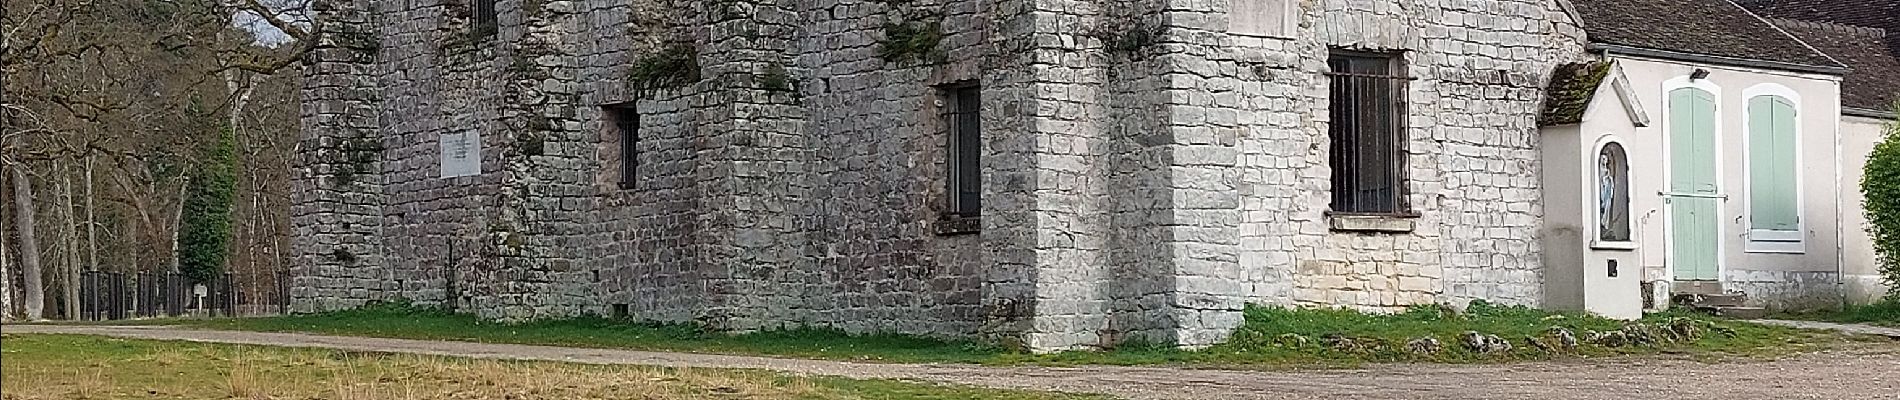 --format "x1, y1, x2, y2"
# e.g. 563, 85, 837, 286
1689, 293, 1748, 308
1704, 306, 1768, 319
1674, 281, 1725, 295
1671, 292, 1749, 309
